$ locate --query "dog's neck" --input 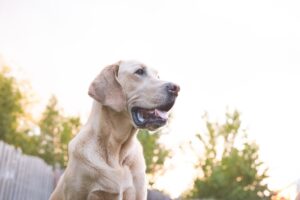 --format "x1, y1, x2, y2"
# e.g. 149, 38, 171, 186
87, 101, 137, 167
